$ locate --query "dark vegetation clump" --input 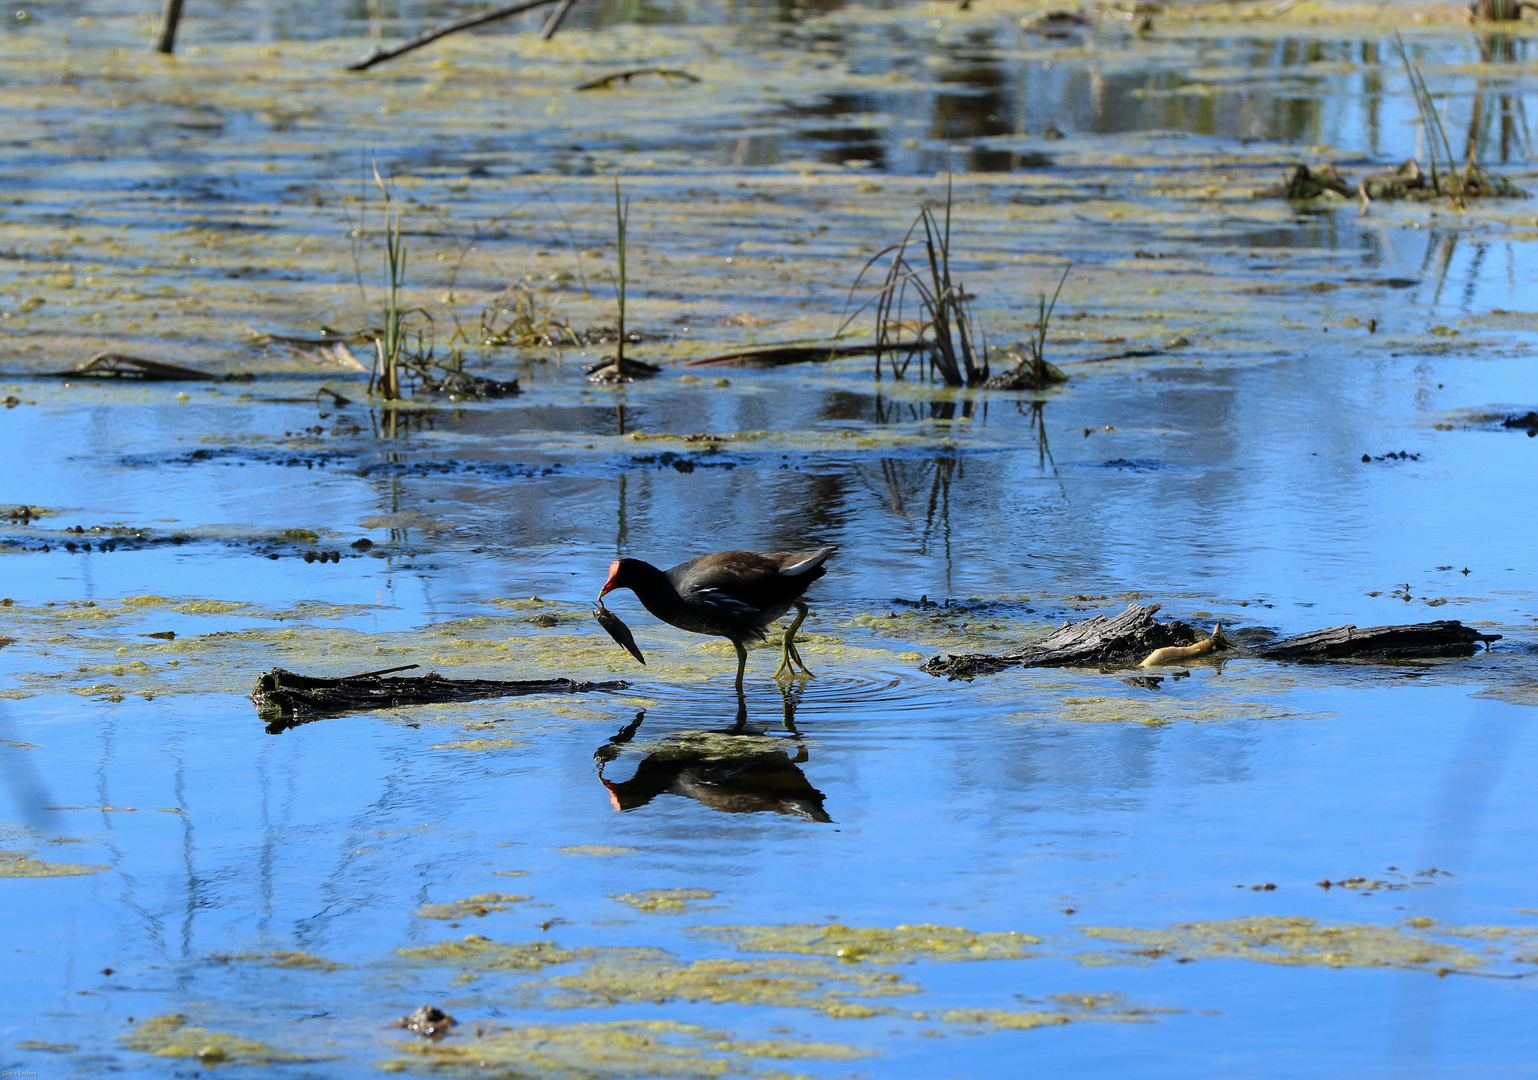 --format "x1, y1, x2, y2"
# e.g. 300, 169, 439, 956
418, 371, 521, 400
1264, 159, 1528, 203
